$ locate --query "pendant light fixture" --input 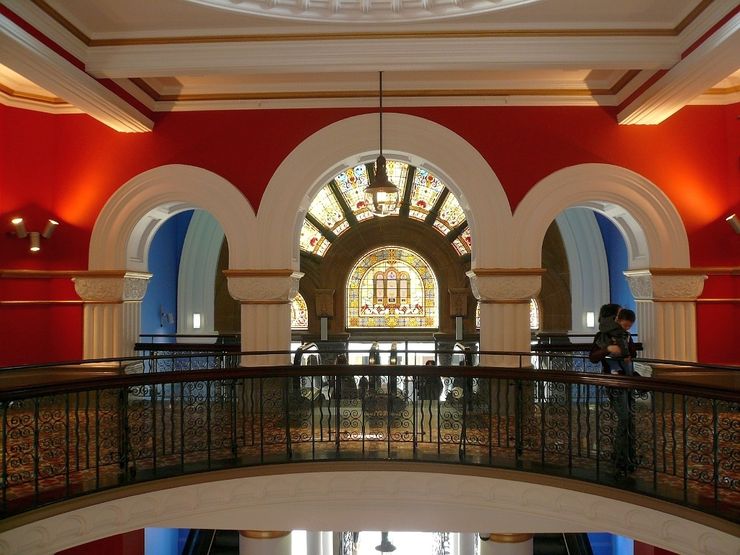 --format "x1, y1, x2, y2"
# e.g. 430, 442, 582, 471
365, 71, 400, 217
